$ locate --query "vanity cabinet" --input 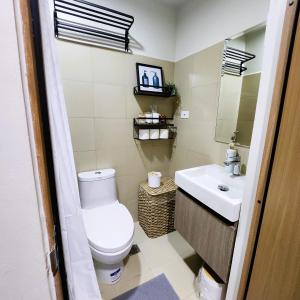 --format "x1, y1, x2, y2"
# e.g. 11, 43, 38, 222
175, 189, 237, 282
